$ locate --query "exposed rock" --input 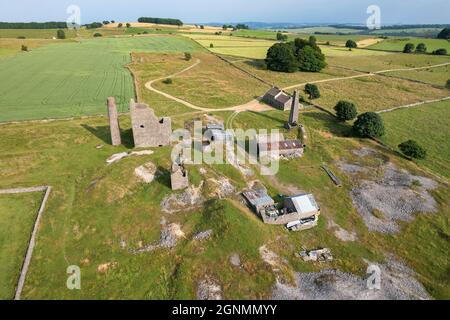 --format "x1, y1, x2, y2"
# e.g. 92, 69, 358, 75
197, 276, 222, 300
106, 150, 154, 165
230, 253, 241, 267
97, 262, 118, 273
350, 163, 437, 233
336, 161, 367, 175
272, 258, 430, 300
352, 147, 376, 158
161, 182, 205, 214
135, 161, 157, 183
193, 229, 213, 241
207, 177, 235, 199
131, 223, 185, 254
